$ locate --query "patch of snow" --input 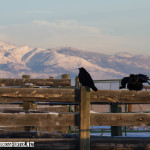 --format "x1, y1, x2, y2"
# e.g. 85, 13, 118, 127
115, 52, 133, 58
48, 112, 59, 115
90, 110, 99, 113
